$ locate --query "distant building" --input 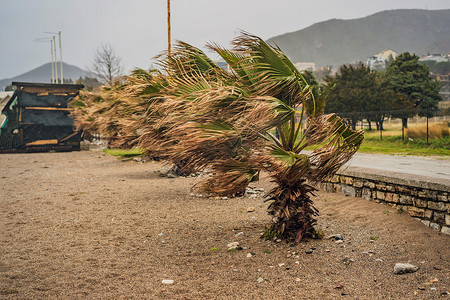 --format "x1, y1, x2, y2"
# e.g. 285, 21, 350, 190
367, 50, 397, 71
294, 62, 315, 72
430, 73, 450, 109
419, 54, 449, 63
214, 61, 230, 72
